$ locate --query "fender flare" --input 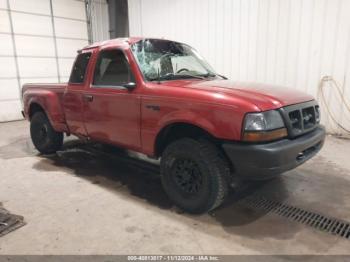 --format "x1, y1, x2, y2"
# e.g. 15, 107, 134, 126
156, 109, 217, 137
27, 92, 67, 132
